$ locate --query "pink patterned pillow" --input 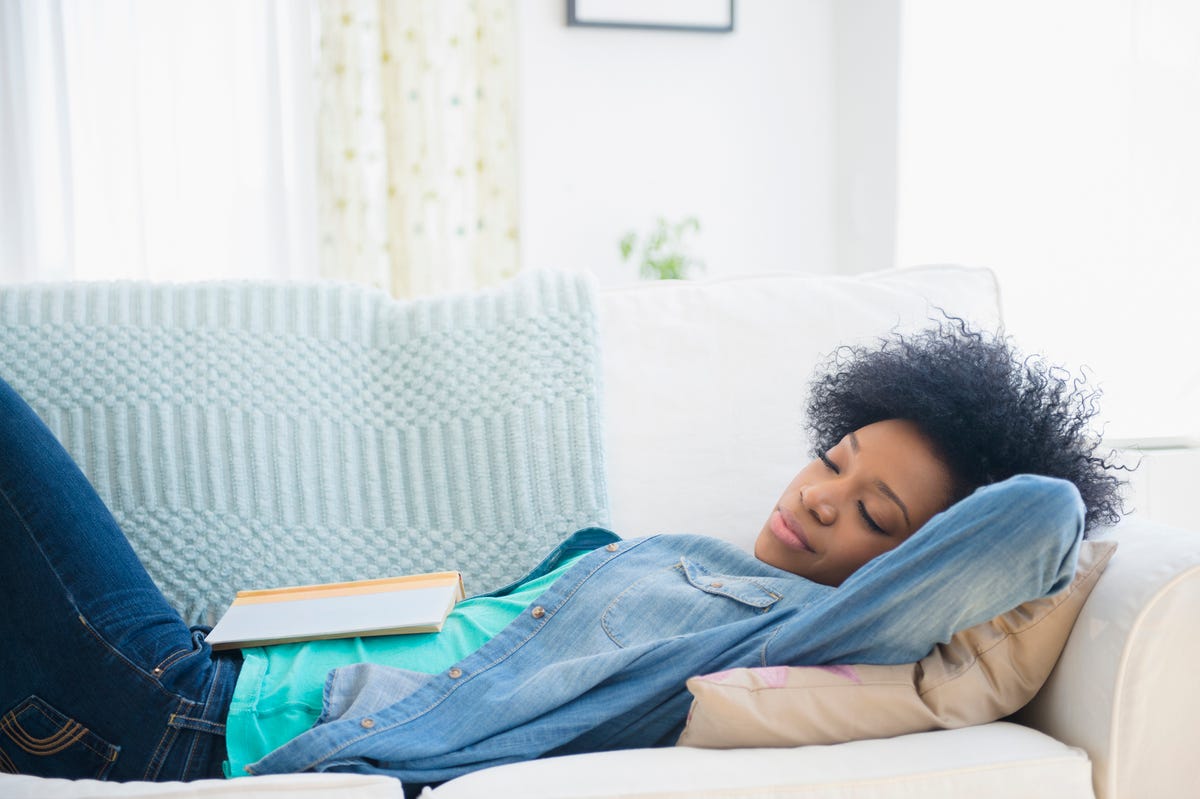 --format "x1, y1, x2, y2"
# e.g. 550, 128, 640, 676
677, 540, 1116, 748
